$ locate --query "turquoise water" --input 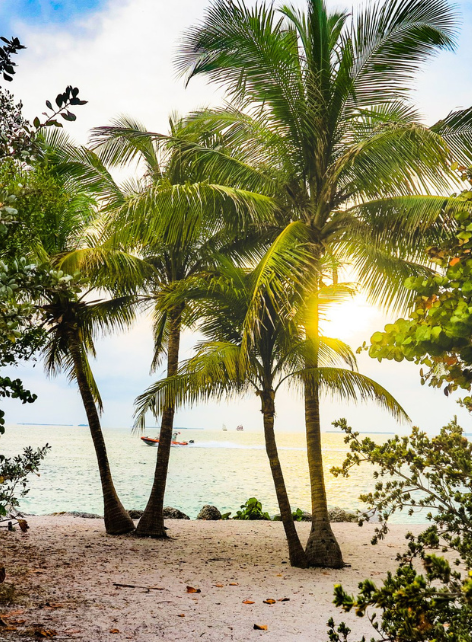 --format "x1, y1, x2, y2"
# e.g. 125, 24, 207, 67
1, 424, 416, 522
